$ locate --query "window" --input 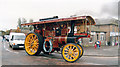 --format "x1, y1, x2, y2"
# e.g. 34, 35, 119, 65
112, 28, 114, 32
78, 38, 83, 45
14, 35, 25, 40
97, 34, 99, 40
74, 26, 77, 33
89, 35, 94, 43
104, 34, 106, 41
100, 34, 104, 41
